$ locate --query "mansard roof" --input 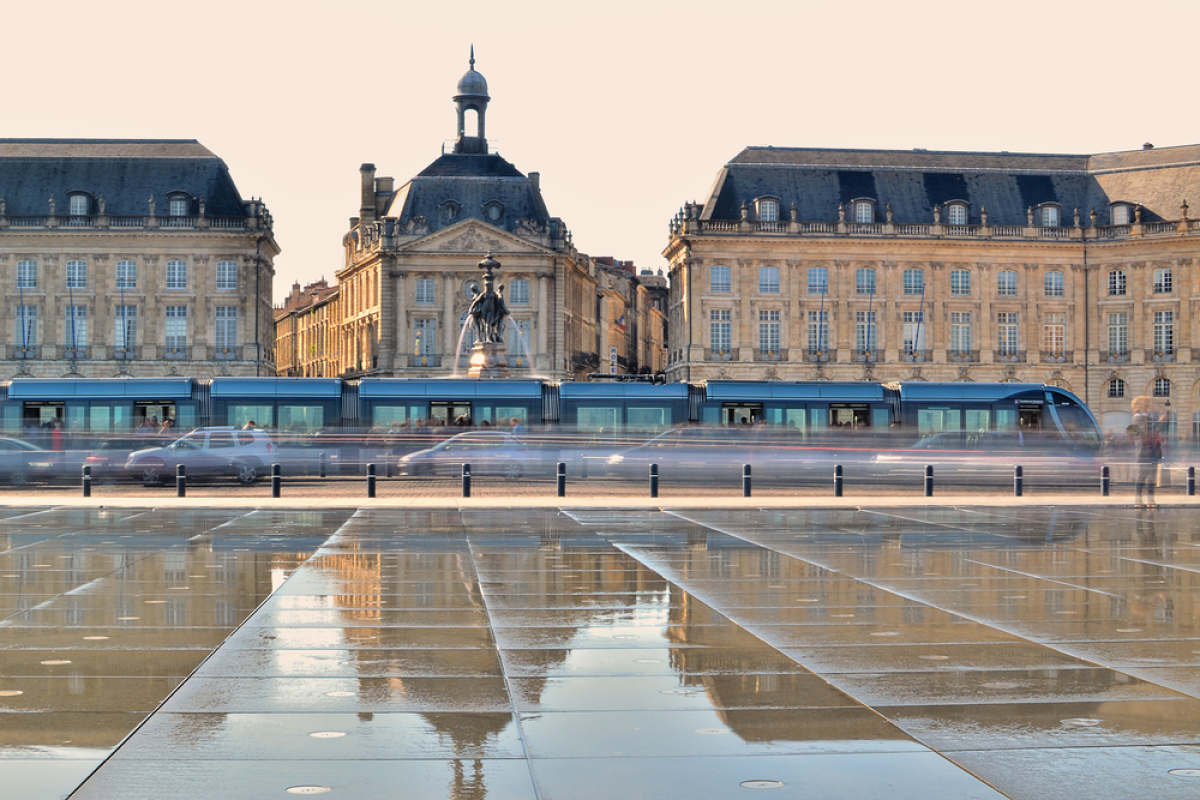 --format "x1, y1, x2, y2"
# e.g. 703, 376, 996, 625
703, 144, 1200, 226
0, 138, 250, 217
